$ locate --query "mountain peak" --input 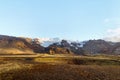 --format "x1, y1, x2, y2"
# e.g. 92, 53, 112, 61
38, 38, 61, 47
